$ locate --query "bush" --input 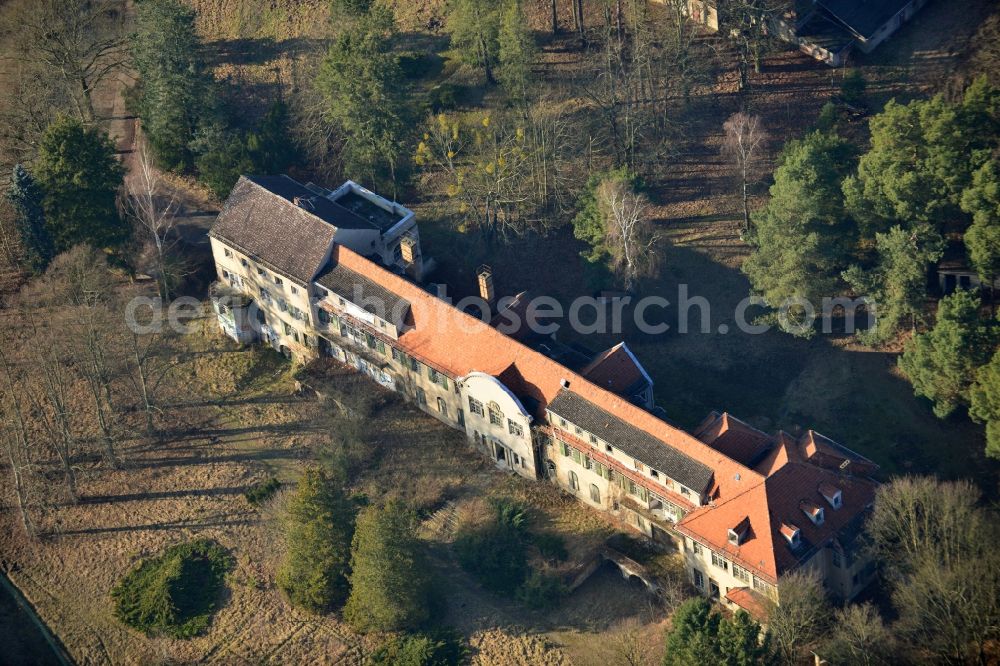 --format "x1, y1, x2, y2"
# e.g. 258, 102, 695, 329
529, 532, 568, 563
516, 571, 567, 609
840, 69, 867, 106
368, 631, 467, 665
428, 84, 463, 112
490, 497, 530, 532
454, 523, 528, 594
244, 477, 281, 506
112, 539, 234, 638
816, 101, 839, 132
